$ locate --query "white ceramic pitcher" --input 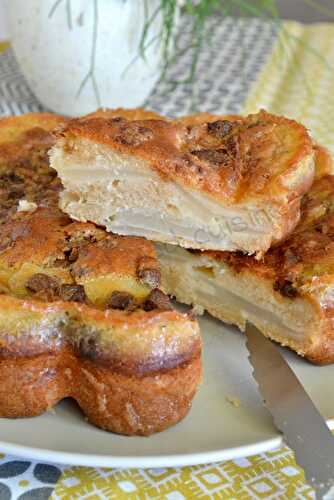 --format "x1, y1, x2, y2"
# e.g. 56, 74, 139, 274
7, 0, 163, 115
